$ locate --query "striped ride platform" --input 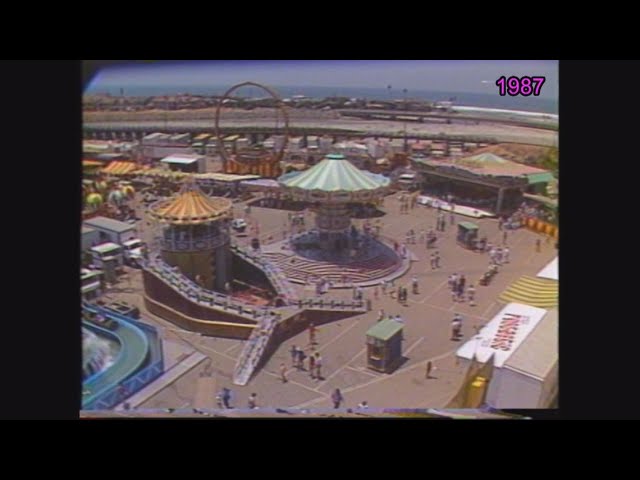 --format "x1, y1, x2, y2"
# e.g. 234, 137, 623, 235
498, 275, 558, 309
